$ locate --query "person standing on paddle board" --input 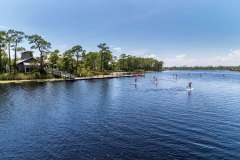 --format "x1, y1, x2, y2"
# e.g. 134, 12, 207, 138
134, 76, 137, 83
188, 82, 192, 89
